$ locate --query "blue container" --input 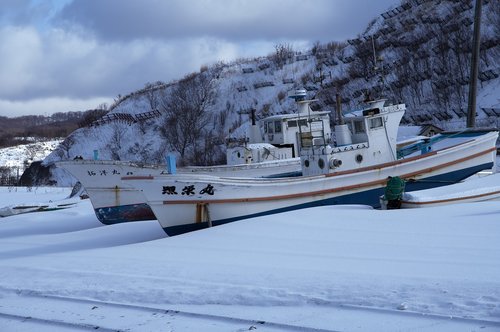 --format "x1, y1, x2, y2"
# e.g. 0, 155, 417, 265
166, 154, 176, 174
